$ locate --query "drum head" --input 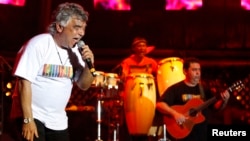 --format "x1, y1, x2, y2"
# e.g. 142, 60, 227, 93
157, 57, 185, 96
92, 71, 105, 87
